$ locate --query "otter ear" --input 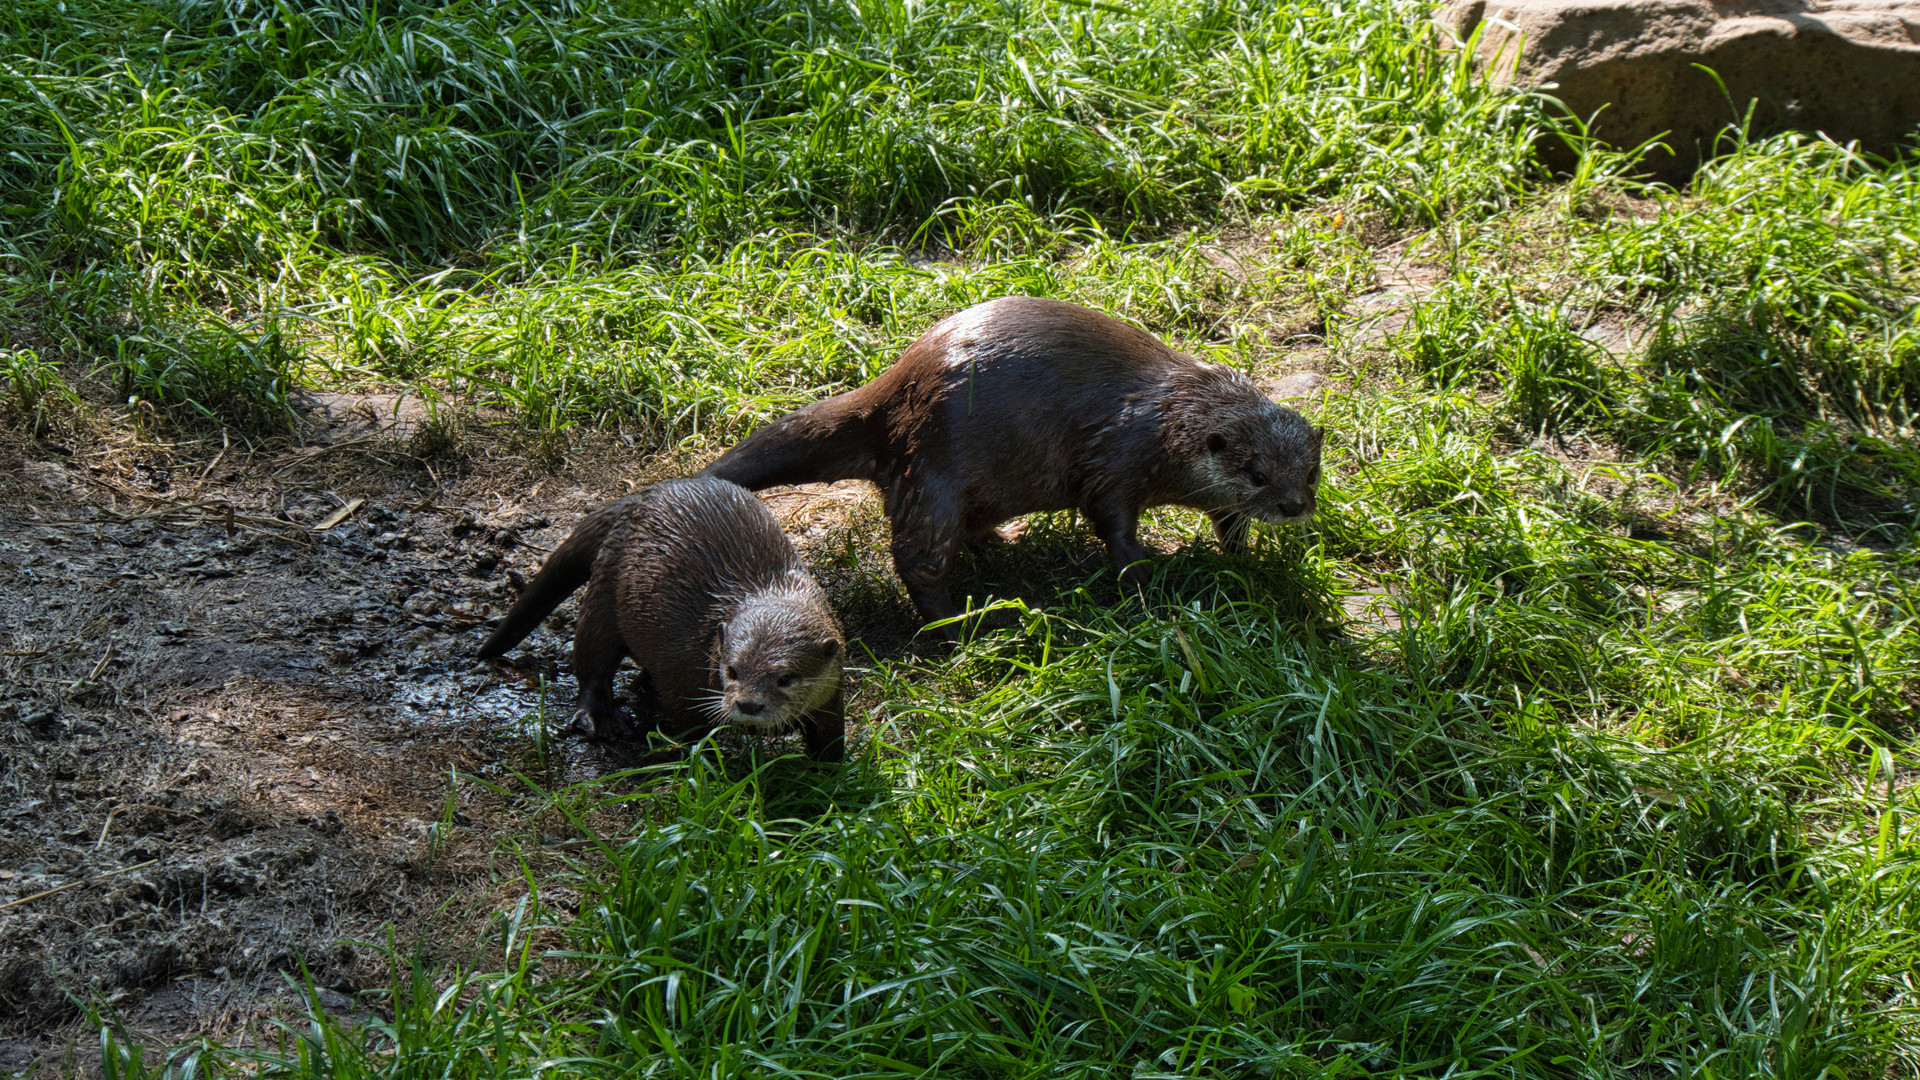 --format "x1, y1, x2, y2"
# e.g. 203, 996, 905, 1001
1206, 433, 1228, 454
1312, 425, 1325, 446
820, 639, 840, 660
